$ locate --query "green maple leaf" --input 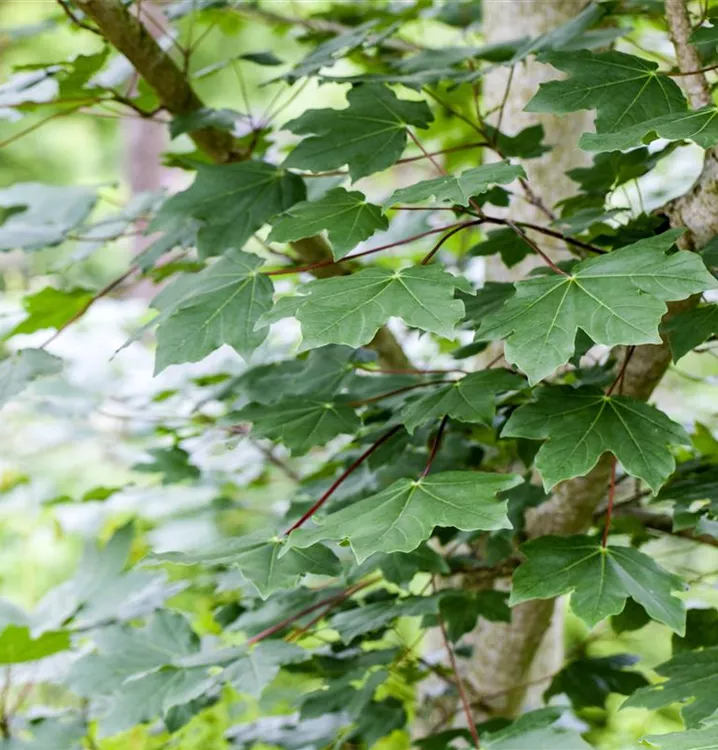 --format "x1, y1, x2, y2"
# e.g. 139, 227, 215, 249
235, 397, 360, 455
149, 161, 305, 257
400, 370, 524, 433
151, 249, 273, 373
510, 535, 686, 633
545, 654, 648, 710
643, 726, 718, 750
475, 231, 716, 384
387, 162, 526, 207
625, 647, 718, 728
286, 471, 521, 563
0, 625, 69, 664
526, 50, 686, 135
0, 349, 62, 409
155, 531, 341, 598
470, 227, 534, 268
265, 264, 472, 350
282, 84, 433, 180
268, 188, 388, 259
223, 641, 306, 697
581, 106, 718, 152
663, 304, 718, 362
503, 386, 689, 492
8, 287, 93, 336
